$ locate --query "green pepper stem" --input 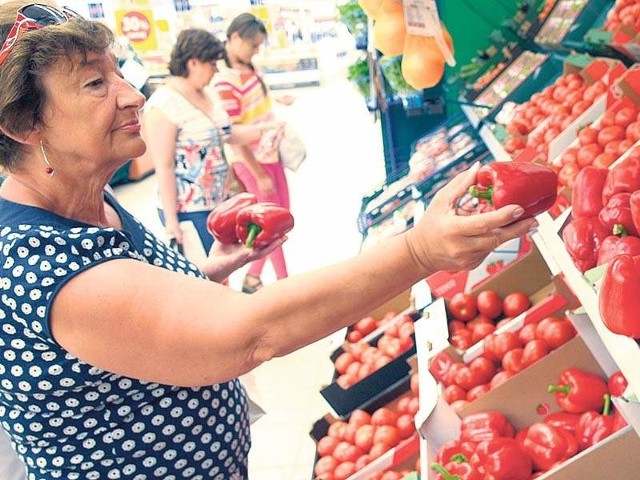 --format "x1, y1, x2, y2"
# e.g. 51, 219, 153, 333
547, 384, 571, 395
613, 224, 628, 237
468, 185, 494, 204
245, 223, 262, 249
450, 454, 468, 463
430, 463, 461, 480
603, 393, 612, 416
